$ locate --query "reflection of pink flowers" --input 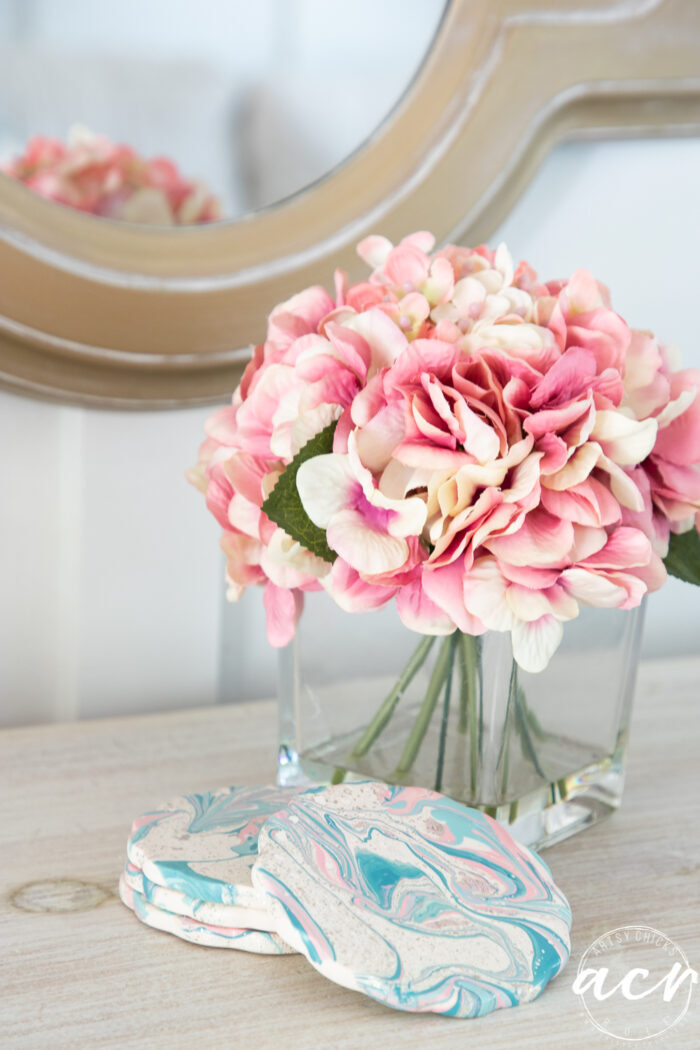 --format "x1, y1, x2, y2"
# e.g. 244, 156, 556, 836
2, 127, 220, 225
191, 232, 700, 670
